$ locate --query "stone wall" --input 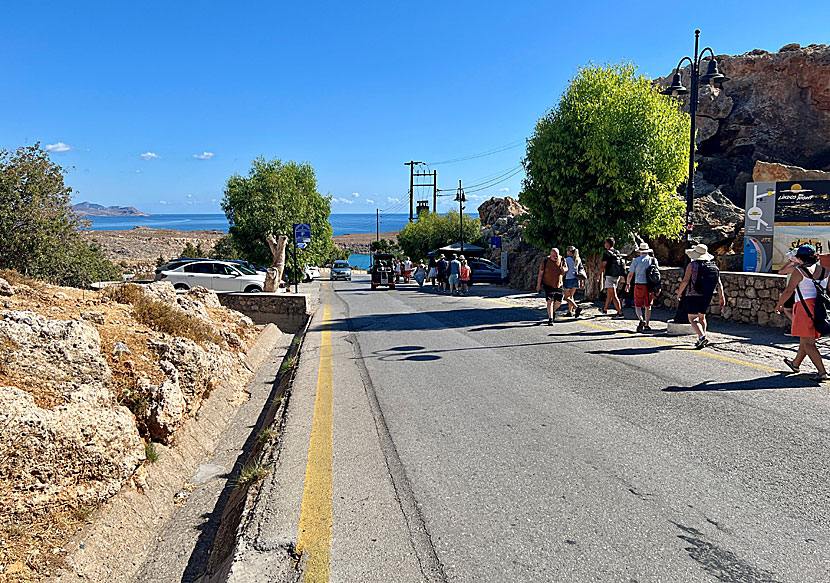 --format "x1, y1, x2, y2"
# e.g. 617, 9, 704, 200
651, 268, 789, 328
218, 293, 310, 333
